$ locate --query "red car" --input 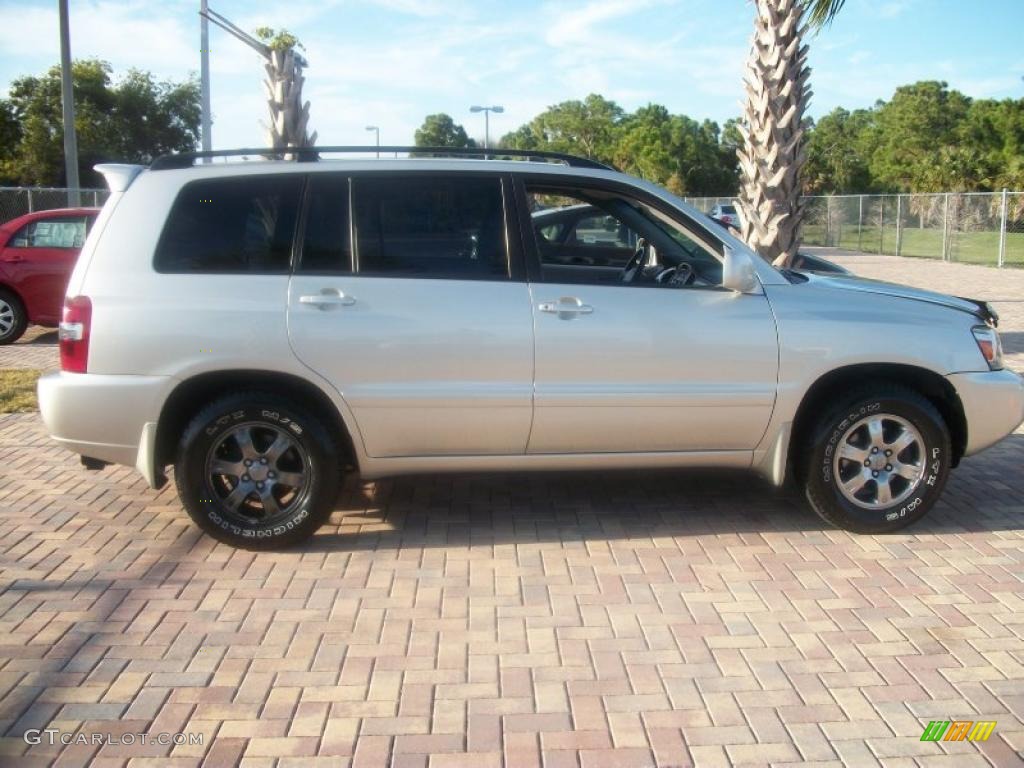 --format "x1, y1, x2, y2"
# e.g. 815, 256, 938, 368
0, 207, 100, 344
